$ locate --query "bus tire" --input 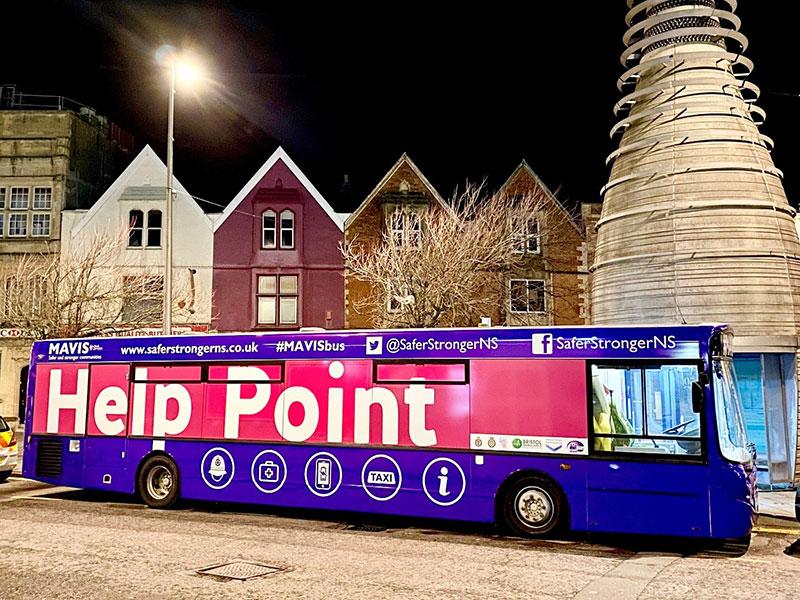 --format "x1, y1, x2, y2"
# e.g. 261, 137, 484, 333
138, 455, 180, 509
502, 475, 563, 537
